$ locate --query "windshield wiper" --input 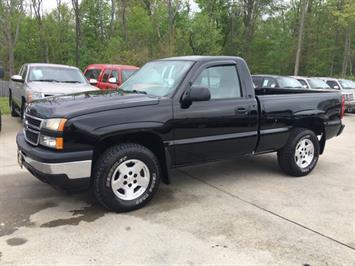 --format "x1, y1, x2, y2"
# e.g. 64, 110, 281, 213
35, 79, 59, 83
63, 81, 82, 83
122, 89, 147, 95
